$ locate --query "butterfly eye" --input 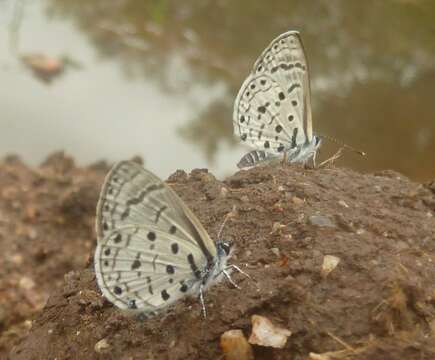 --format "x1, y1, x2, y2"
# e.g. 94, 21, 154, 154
315, 136, 322, 146
221, 242, 232, 256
